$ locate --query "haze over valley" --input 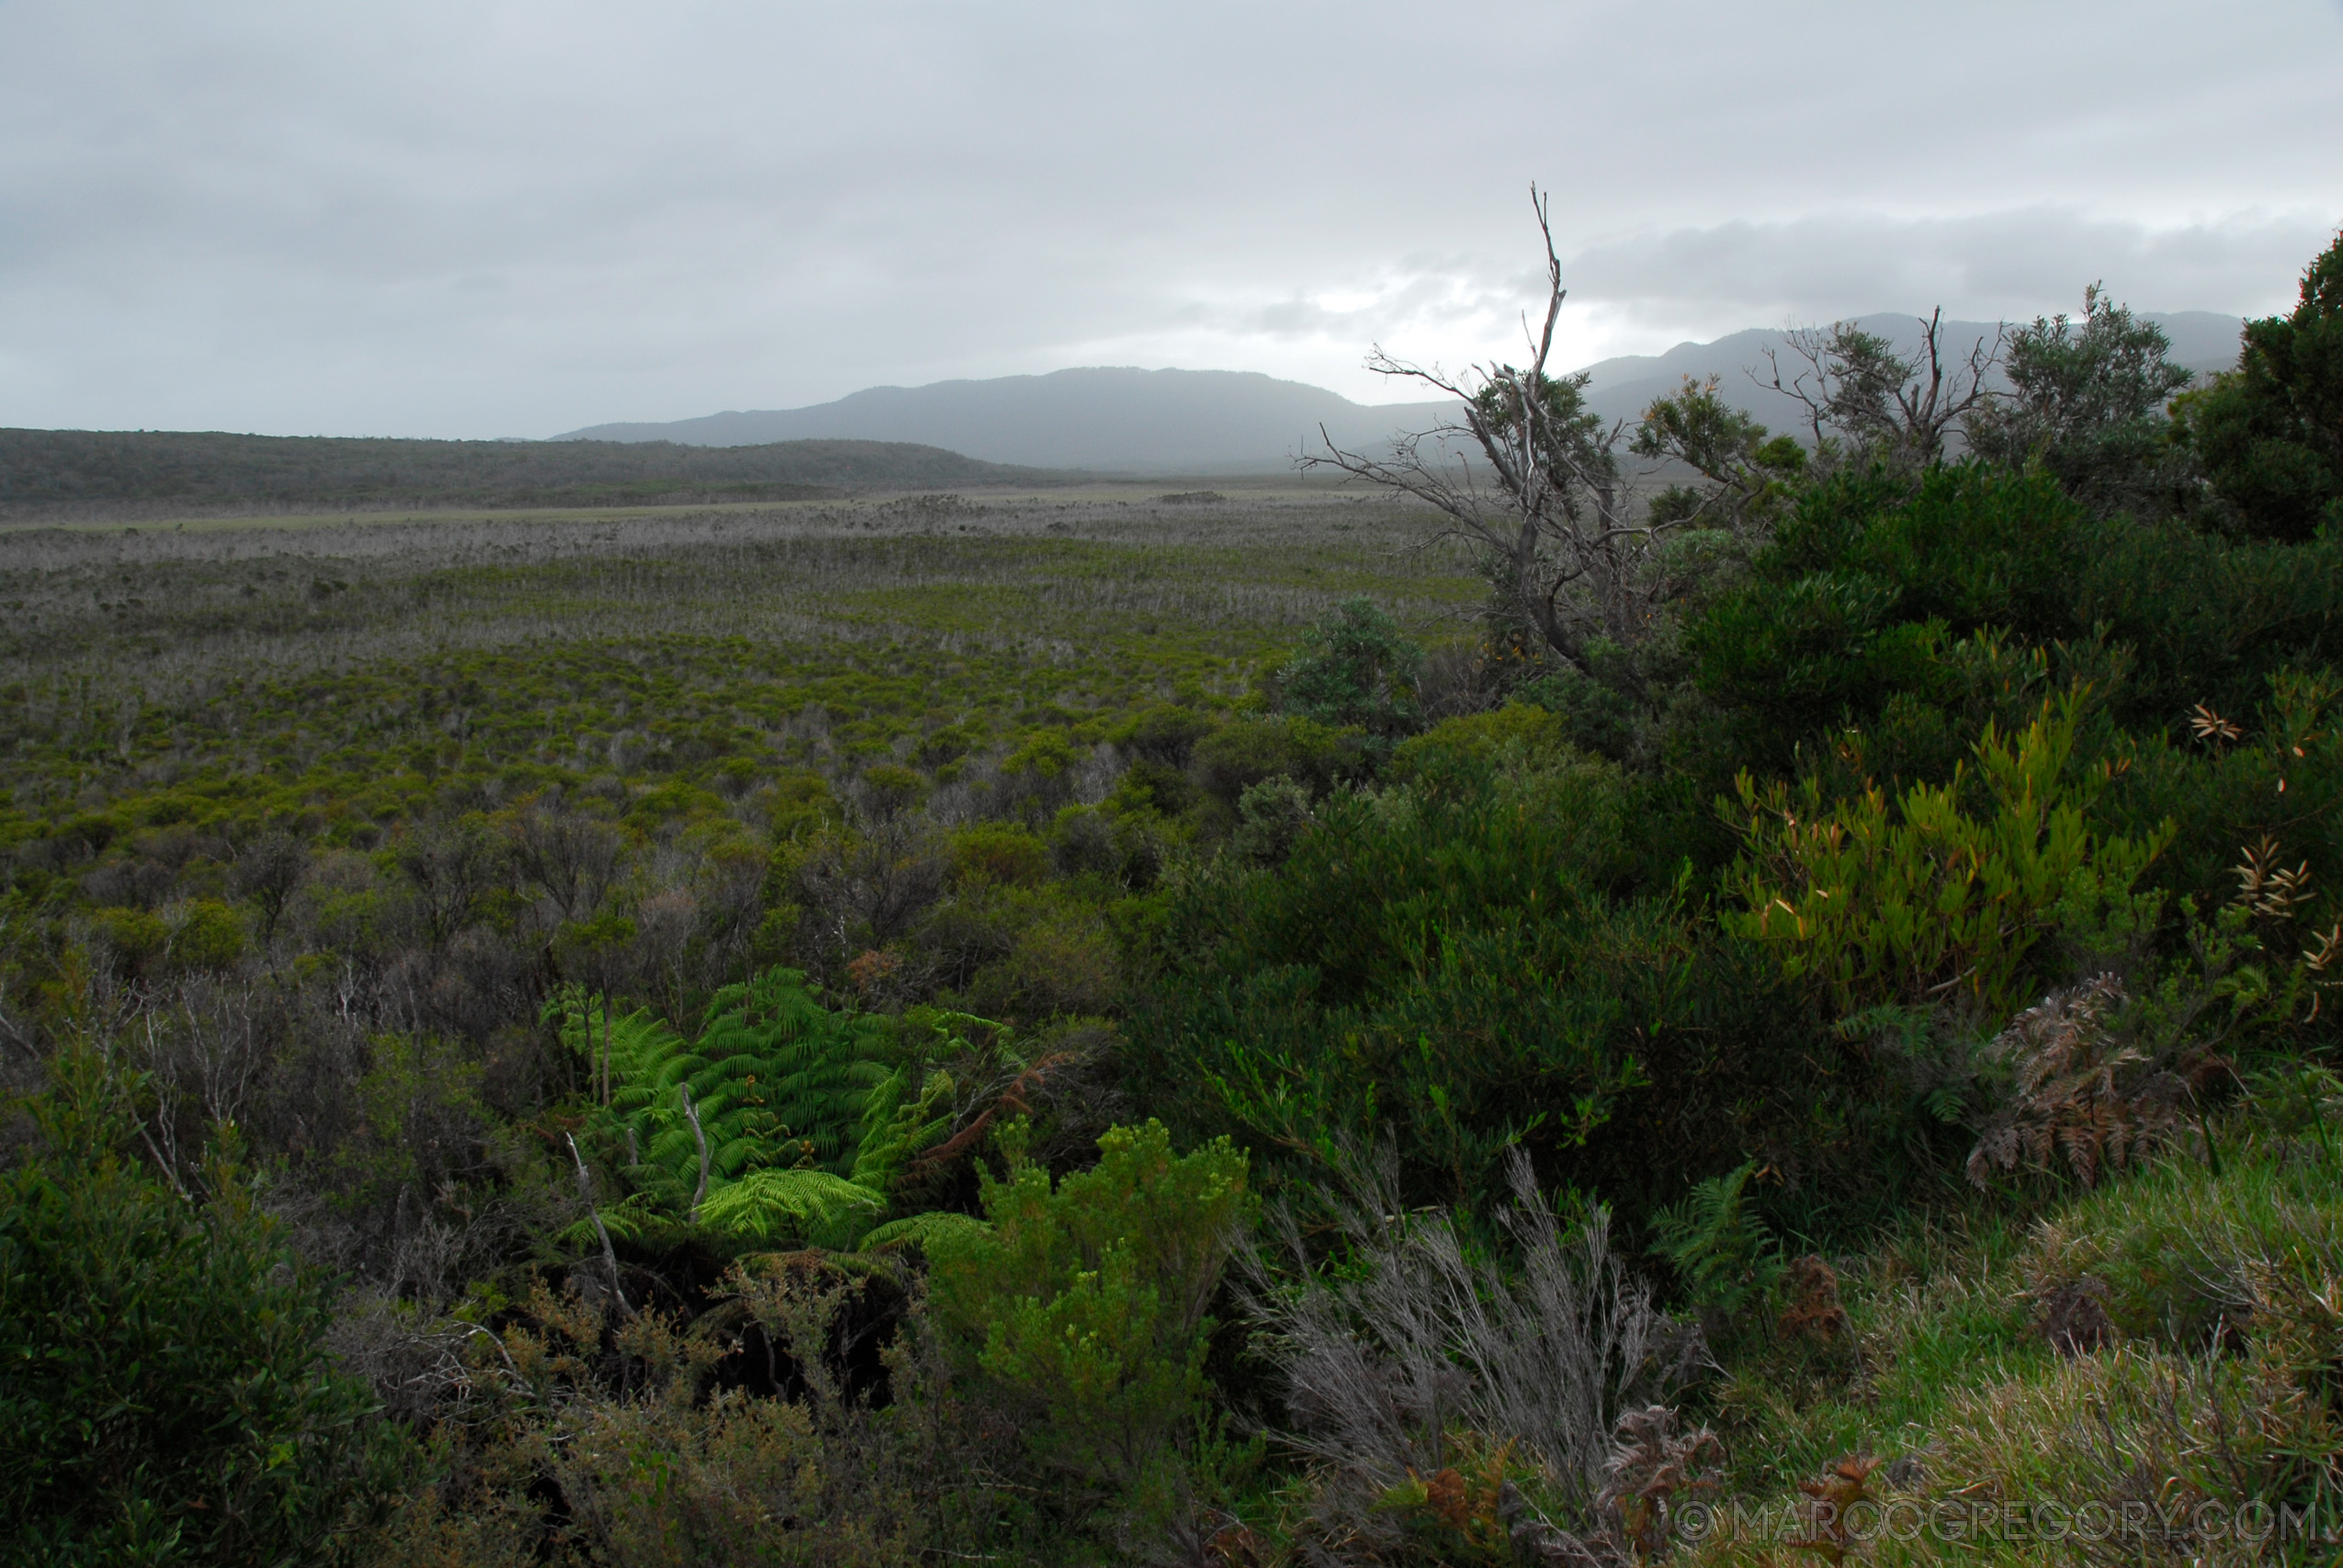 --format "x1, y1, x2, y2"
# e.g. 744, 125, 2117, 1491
554, 312, 2252, 473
